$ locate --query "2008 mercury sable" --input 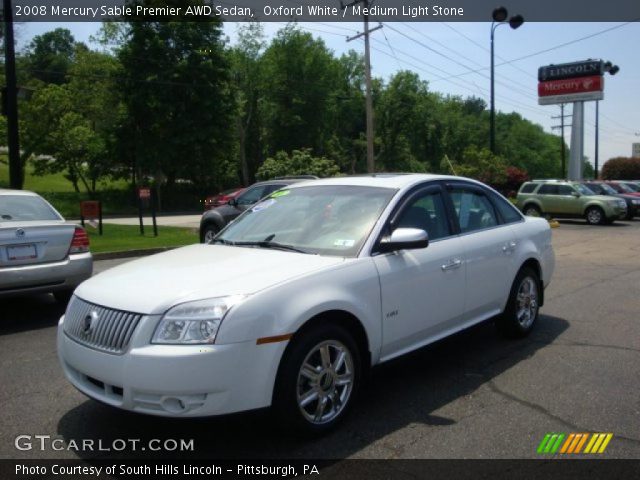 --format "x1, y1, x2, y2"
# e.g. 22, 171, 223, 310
57, 174, 554, 433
